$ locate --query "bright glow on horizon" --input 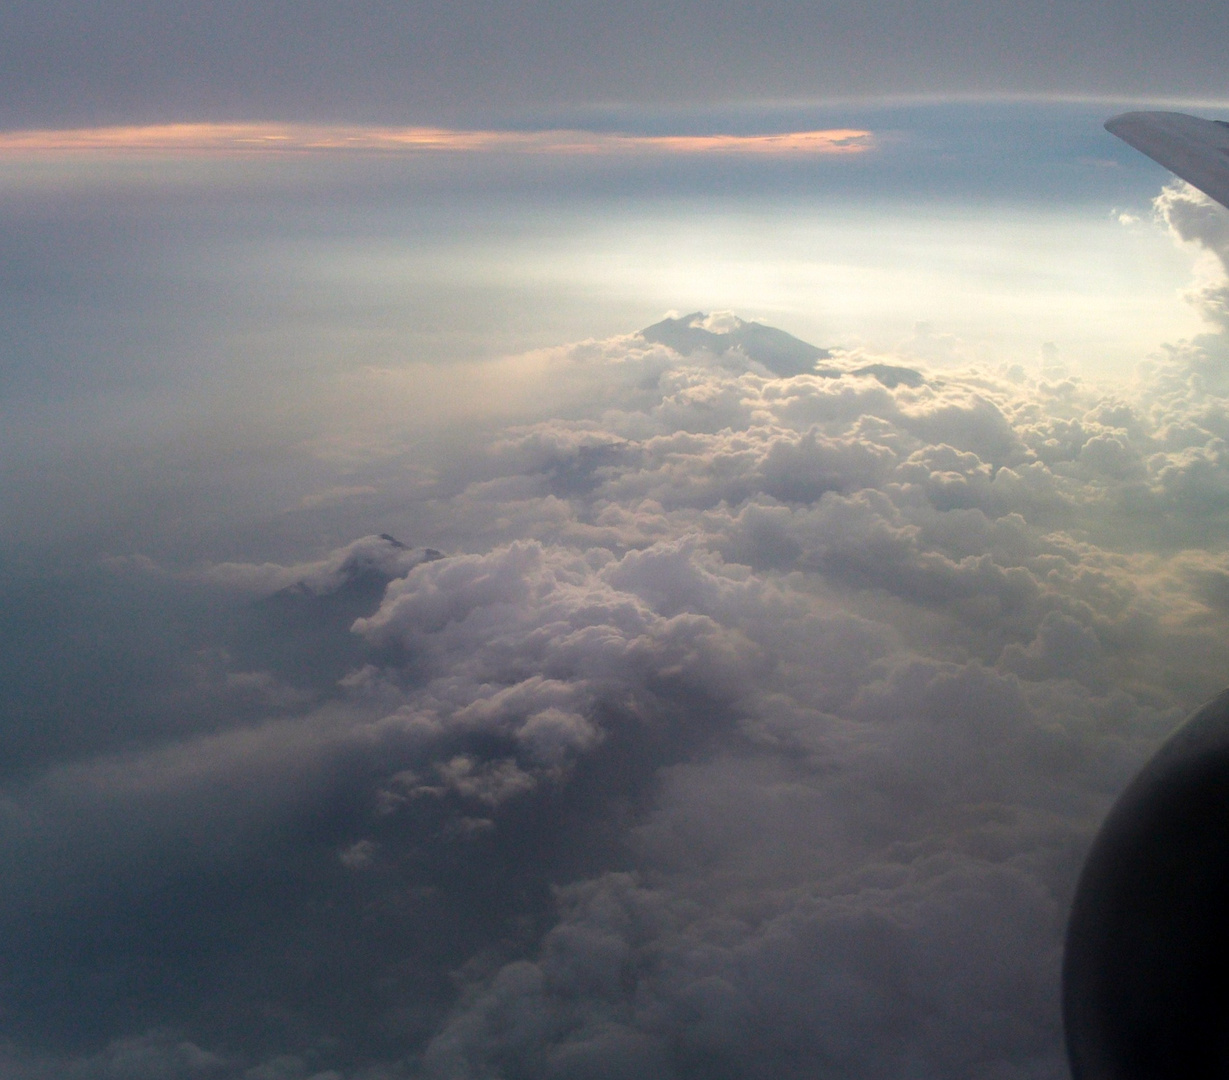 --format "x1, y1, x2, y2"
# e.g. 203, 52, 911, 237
0, 123, 875, 157
268, 199, 1205, 381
